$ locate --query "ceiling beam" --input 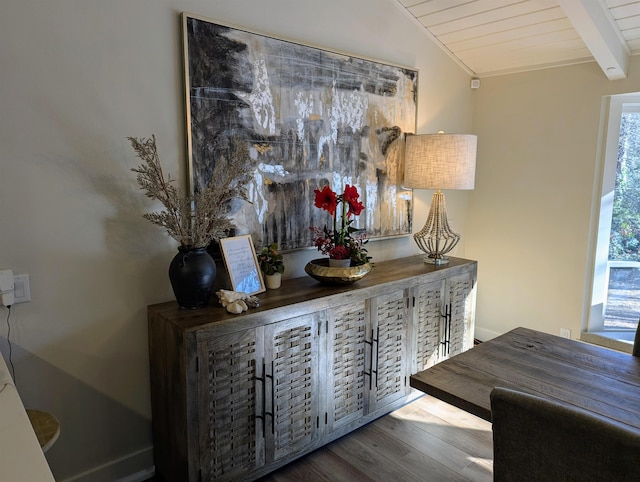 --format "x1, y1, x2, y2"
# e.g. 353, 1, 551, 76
557, 0, 629, 80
